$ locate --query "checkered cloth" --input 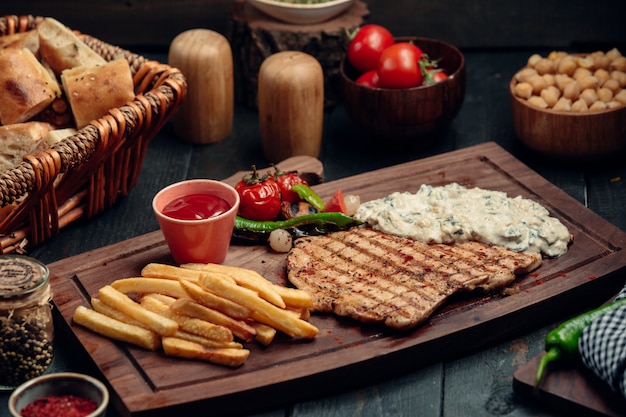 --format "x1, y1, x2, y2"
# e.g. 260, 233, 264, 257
579, 285, 626, 398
